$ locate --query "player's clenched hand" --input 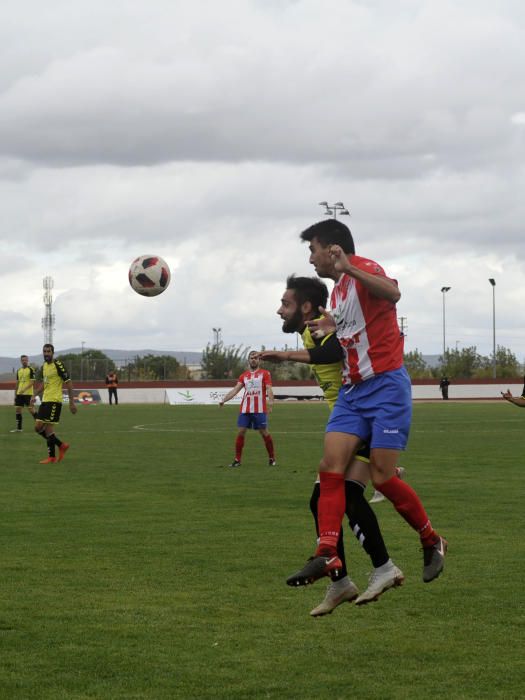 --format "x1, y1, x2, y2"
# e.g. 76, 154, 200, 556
329, 244, 353, 275
70, 403, 78, 414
